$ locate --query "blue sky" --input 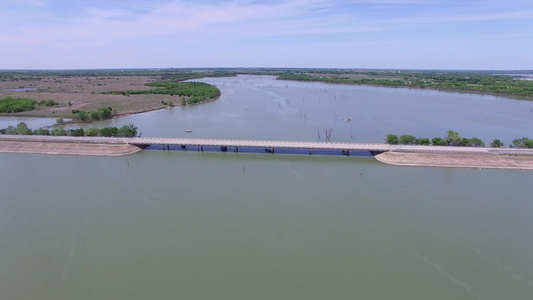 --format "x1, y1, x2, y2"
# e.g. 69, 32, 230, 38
1, 0, 532, 70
